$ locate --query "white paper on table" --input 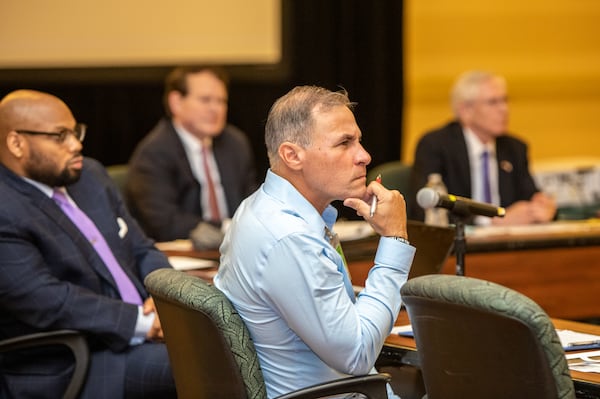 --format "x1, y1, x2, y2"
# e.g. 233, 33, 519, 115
155, 239, 194, 251
391, 324, 413, 337
333, 220, 375, 241
558, 330, 600, 349
168, 256, 217, 271
565, 350, 600, 373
